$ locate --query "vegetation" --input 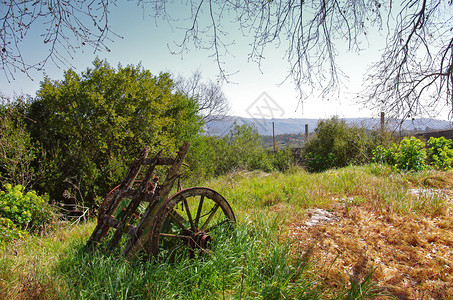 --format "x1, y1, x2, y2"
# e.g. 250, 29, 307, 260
426, 136, 453, 171
1, 61, 292, 211
373, 136, 453, 172
2, 165, 452, 299
0, 184, 56, 248
22, 59, 201, 208
2, 58, 453, 299
186, 122, 294, 182
302, 117, 383, 172
0, 99, 42, 189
